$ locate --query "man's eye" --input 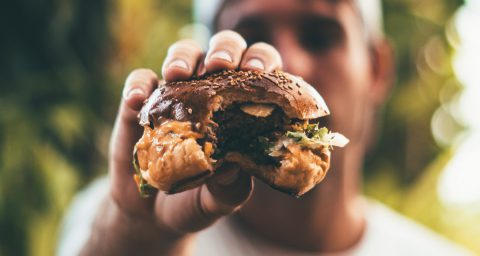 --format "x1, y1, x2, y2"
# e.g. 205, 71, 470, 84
300, 30, 339, 52
299, 18, 344, 53
300, 33, 334, 52
235, 19, 270, 46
